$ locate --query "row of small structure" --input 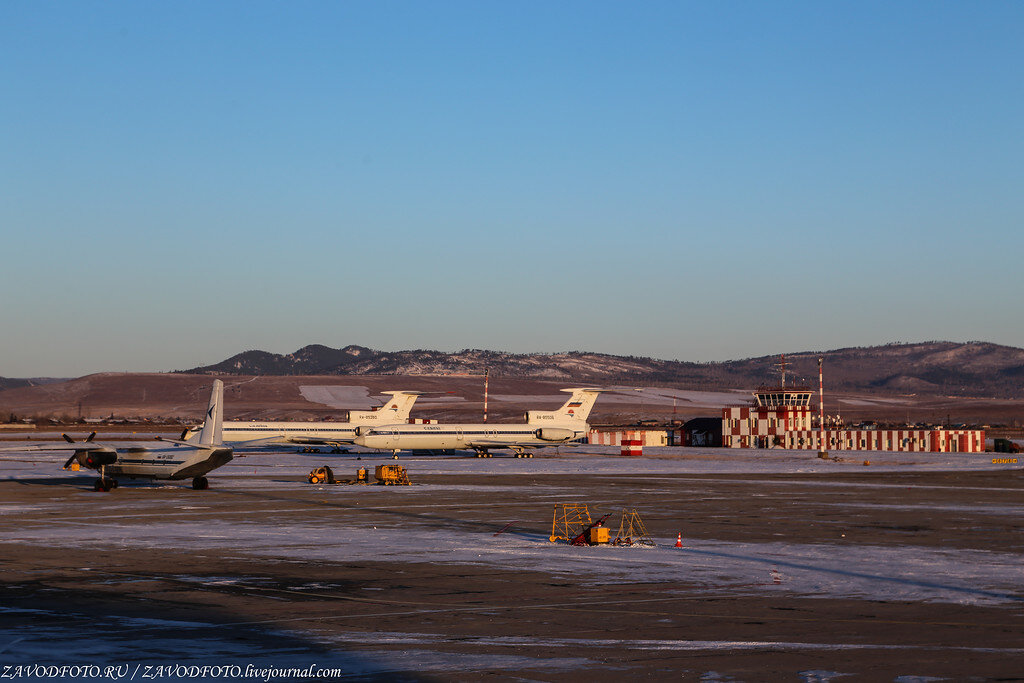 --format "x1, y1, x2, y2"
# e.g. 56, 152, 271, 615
587, 424, 986, 454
